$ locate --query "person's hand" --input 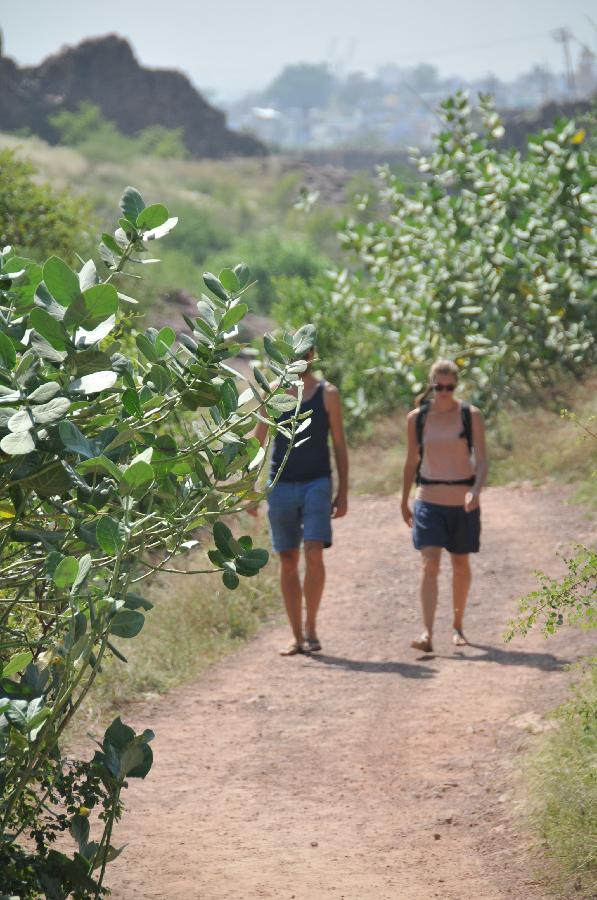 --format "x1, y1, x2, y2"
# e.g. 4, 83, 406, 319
247, 503, 260, 519
464, 490, 481, 512
401, 502, 413, 528
332, 493, 348, 519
